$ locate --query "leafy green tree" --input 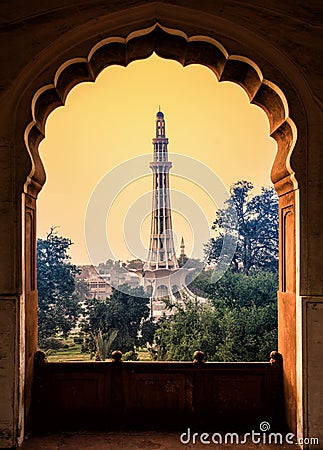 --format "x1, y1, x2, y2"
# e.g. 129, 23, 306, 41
139, 319, 159, 347
205, 181, 278, 274
92, 329, 118, 361
154, 298, 221, 361
126, 259, 144, 270
81, 284, 150, 353
213, 301, 277, 361
74, 278, 91, 303
37, 228, 81, 345
154, 295, 277, 362
192, 269, 278, 308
